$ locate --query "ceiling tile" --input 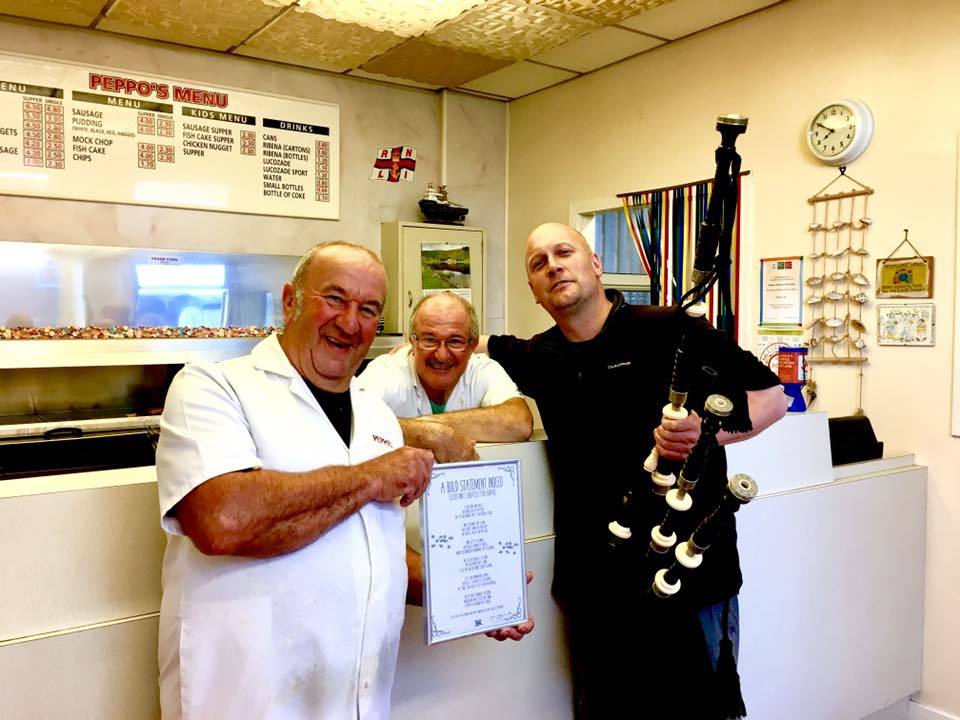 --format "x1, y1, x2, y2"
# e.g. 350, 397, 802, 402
98, 0, 285, 50
347, 68, 440, 90
361, 37, 512, 87
0, 0, 105, 27
531, 25, 663, 72
295, 0, 486, 37
619, 0, 780, 39
236, 6, 405, 73
461, 61, 576, 99
531, 0, 673, 25
426, 0, 598, 61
